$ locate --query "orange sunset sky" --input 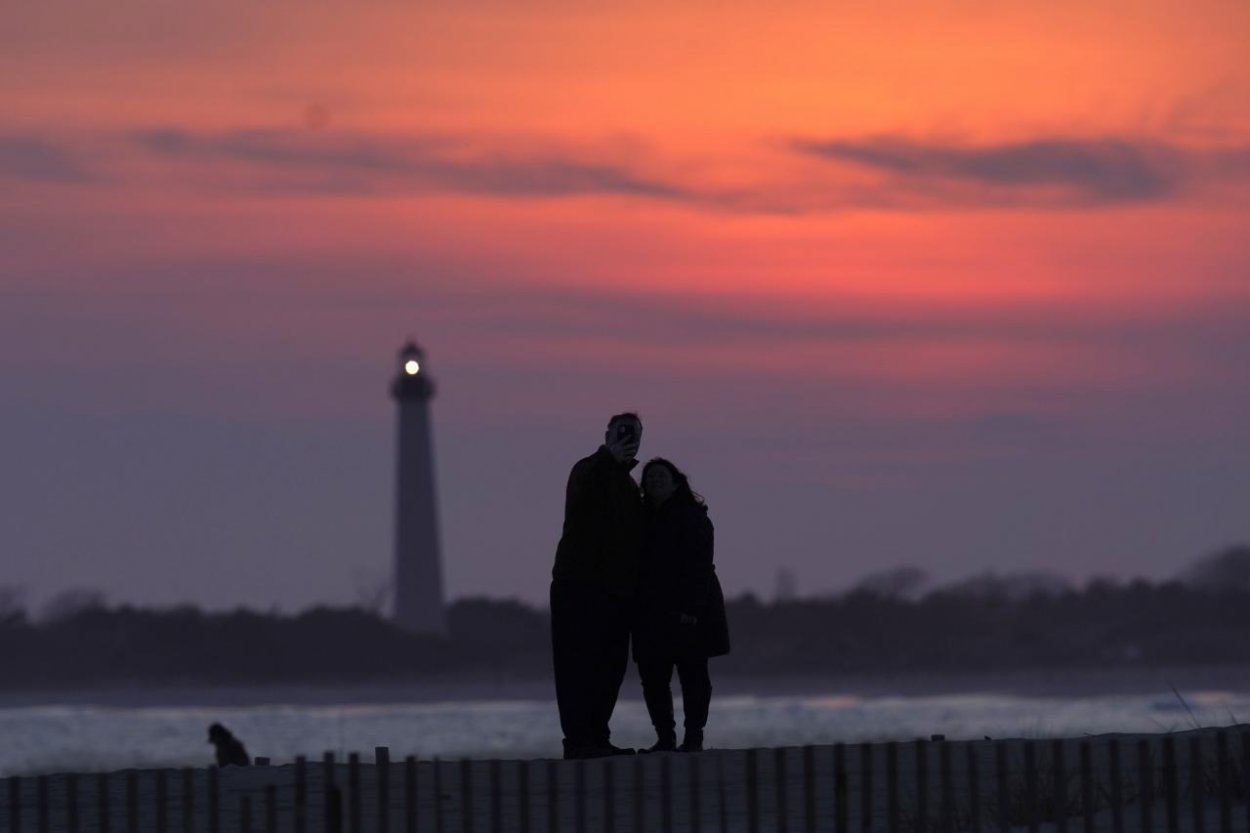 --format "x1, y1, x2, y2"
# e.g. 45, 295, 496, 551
2, 0, 1249, 609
